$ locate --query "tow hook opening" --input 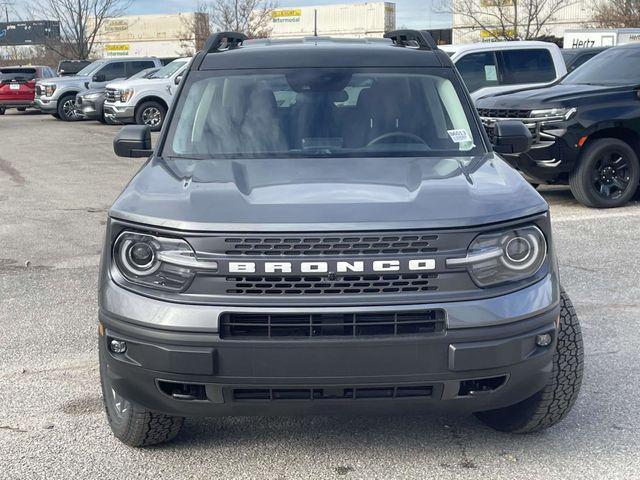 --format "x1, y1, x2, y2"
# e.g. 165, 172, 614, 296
458, 375, 507, 397
157, 380, 207, 401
